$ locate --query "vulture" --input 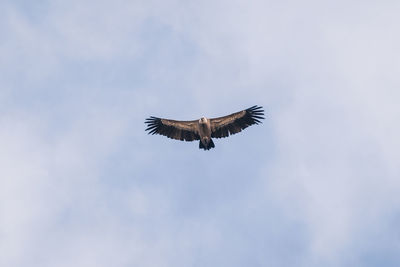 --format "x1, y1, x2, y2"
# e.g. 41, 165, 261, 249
145, 105, 264, 150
